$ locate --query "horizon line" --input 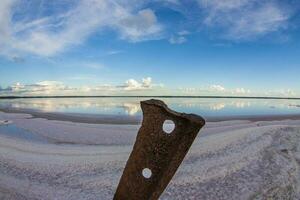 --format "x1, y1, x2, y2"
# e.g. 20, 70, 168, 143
0, 95, 300, 100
